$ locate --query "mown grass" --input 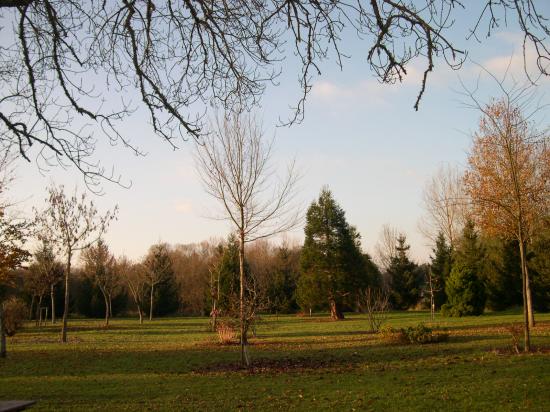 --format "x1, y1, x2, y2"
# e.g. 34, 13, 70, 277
1, 310, 549, 411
